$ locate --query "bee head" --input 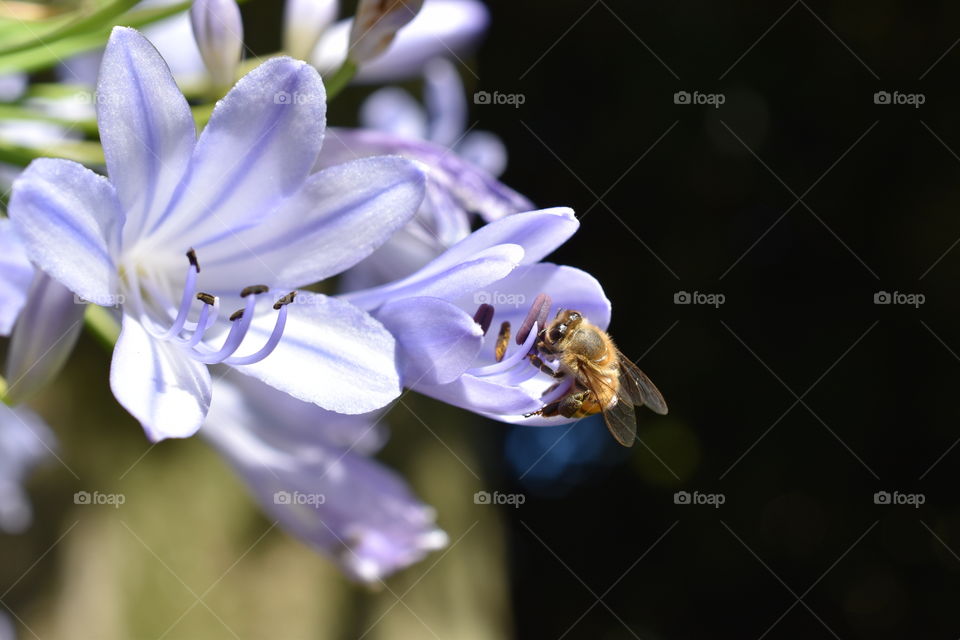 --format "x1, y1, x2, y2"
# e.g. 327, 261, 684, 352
547, 309, 583, 343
